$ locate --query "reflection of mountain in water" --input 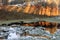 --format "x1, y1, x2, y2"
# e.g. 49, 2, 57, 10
1, 21, 60, 34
